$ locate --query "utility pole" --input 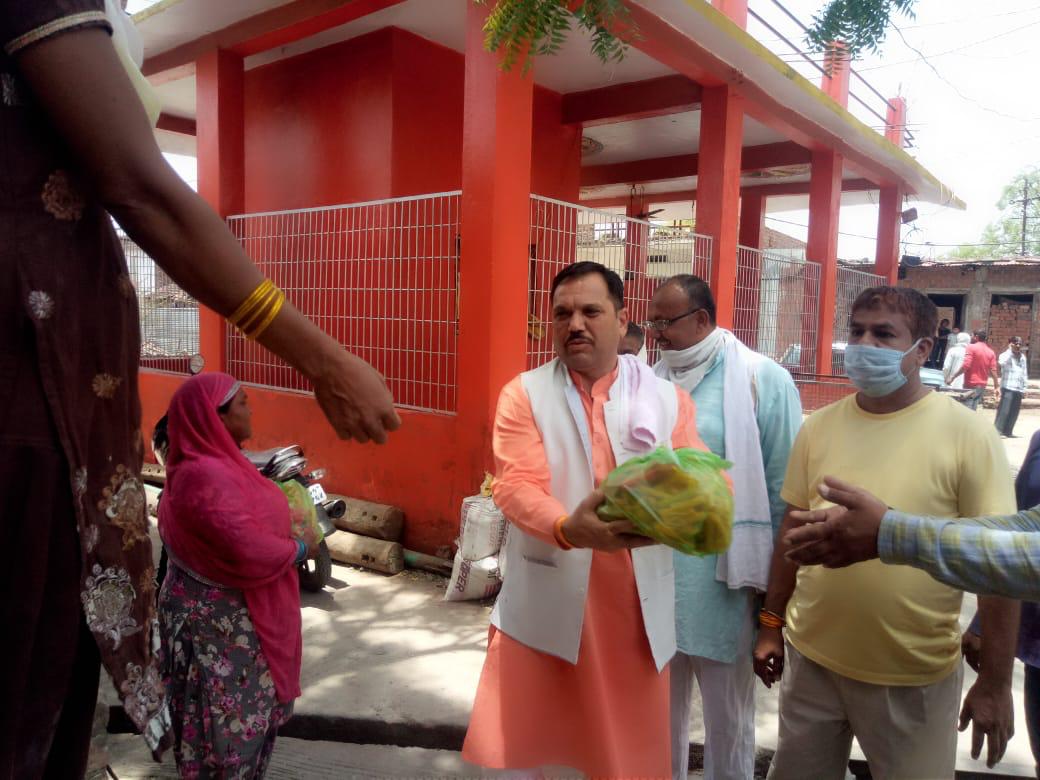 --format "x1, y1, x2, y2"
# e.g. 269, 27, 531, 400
1012, 178, 1040, 256
1023, 179, 1029, 256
